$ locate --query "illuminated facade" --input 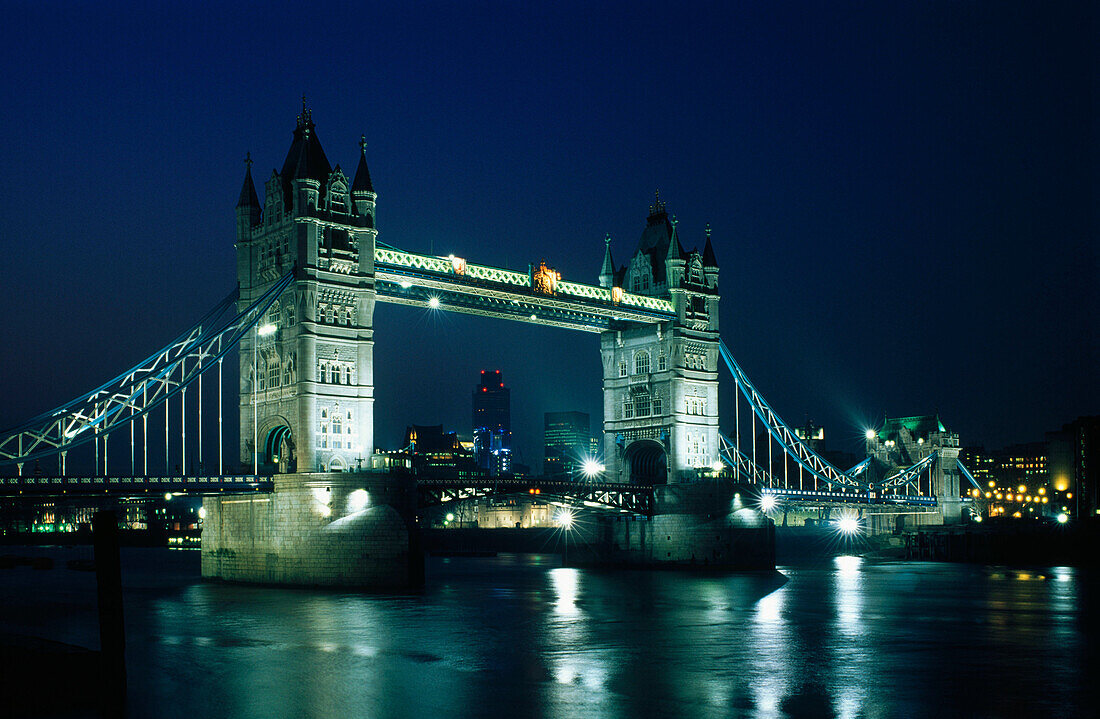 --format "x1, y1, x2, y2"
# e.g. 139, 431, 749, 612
599, 195, 720, 484
237, 106, 377, 473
